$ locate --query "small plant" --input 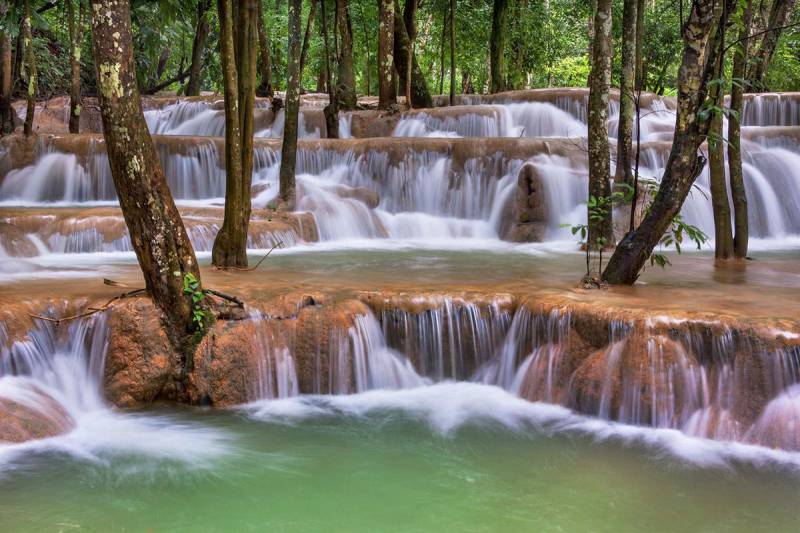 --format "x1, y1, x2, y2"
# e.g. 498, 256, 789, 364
183, 272, 209, 330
